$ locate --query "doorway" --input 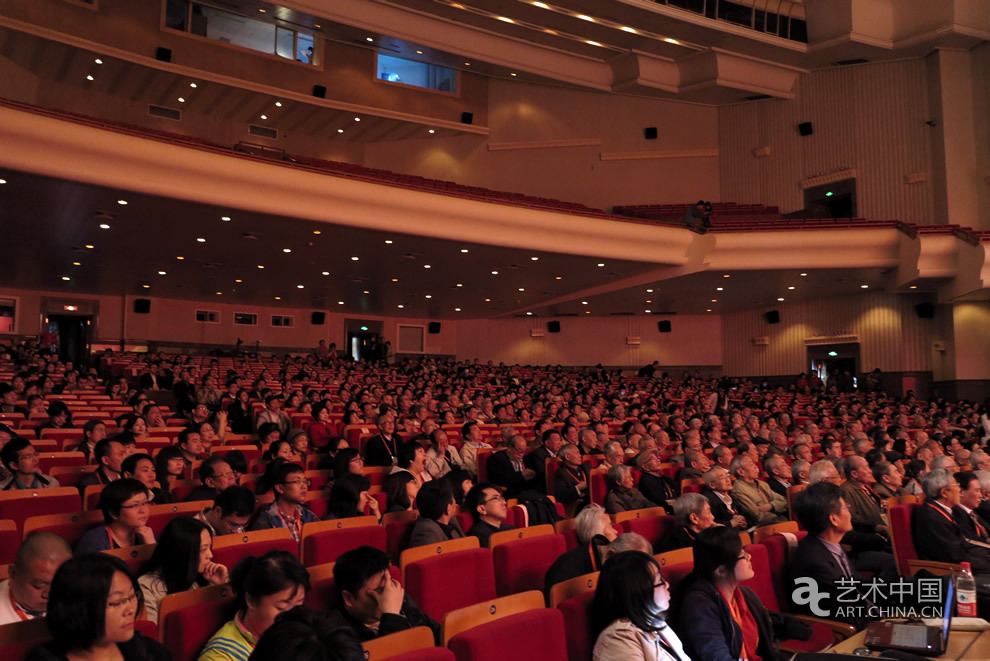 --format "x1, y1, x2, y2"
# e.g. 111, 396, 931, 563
803, 178, 857, 218
348, 331, 382, 362
46, 314, 93, 369
808, 343, 860, 391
